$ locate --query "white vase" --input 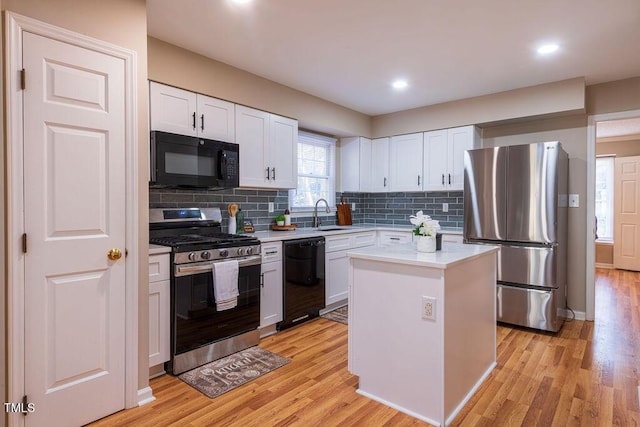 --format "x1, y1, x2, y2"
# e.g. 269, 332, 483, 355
416, 235, 436, 253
